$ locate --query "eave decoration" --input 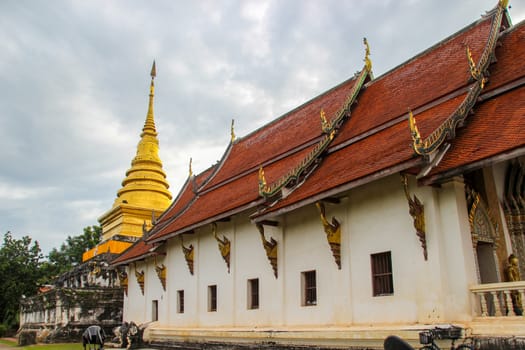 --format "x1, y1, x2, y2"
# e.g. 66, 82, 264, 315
134, 264, 145, 295
256, 223, 278, 278
118, 271, 128, 296
180, 235, 194, 275
258, 38, 373, 200
212, 222, 231, 273
409, 0, 507, 156
154, 256, 167, 291
401, 174, 427, 261
466, 186, 499, 248
315, 202, 342, 269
